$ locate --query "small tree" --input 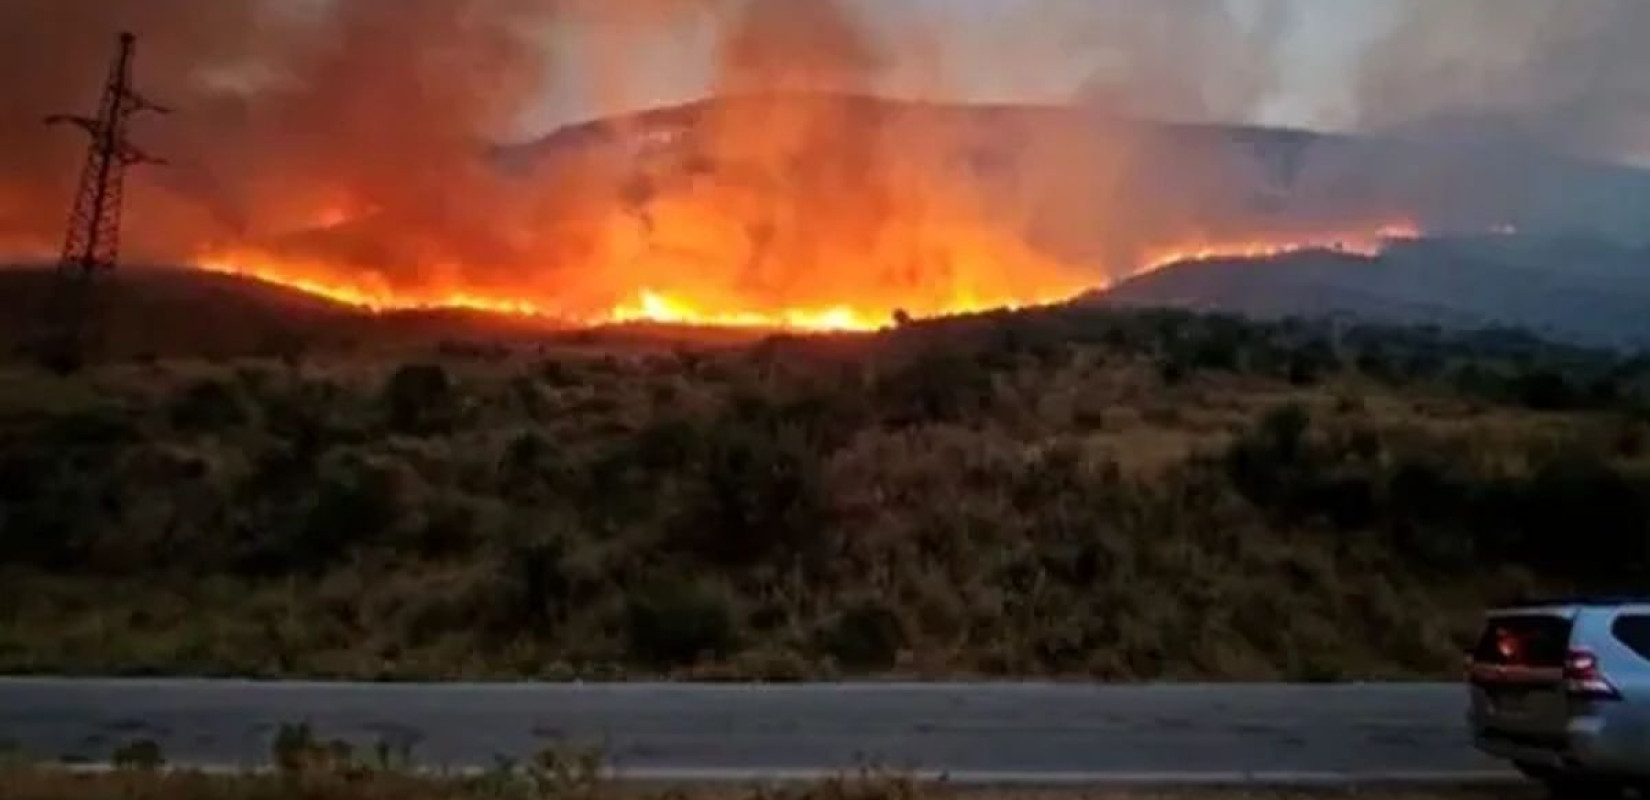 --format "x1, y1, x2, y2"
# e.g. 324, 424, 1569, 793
625, 576, 736, 668
823, 600, 905, 671
383, 363, 456, 433
169, 379, 253, 431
